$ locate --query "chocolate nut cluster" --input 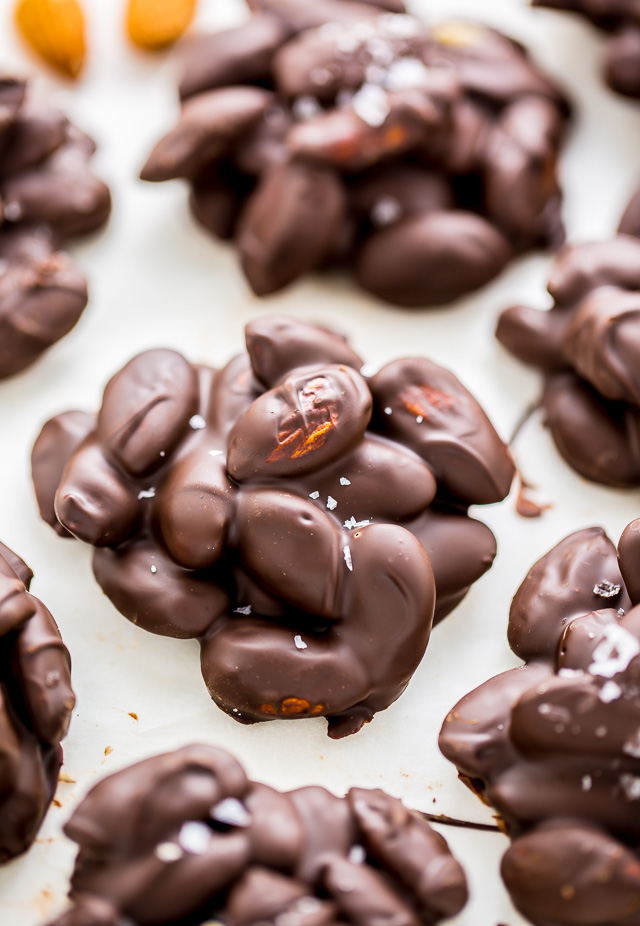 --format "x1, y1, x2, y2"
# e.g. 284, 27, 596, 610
0, 539, 75, 863
47, 743, 468, 926
0, 72, 111, 379
141, 0, 569, 307
497, 192, 640, 486
440, 520, 640, 926
534, 0, 640, 99
32, 316, 514, 738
